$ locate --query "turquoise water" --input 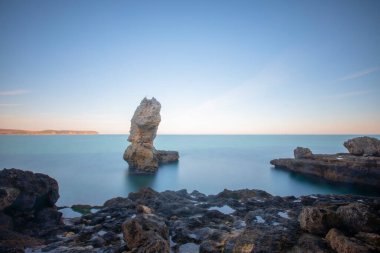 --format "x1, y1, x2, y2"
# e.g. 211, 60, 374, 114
0, 135, 379, 206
